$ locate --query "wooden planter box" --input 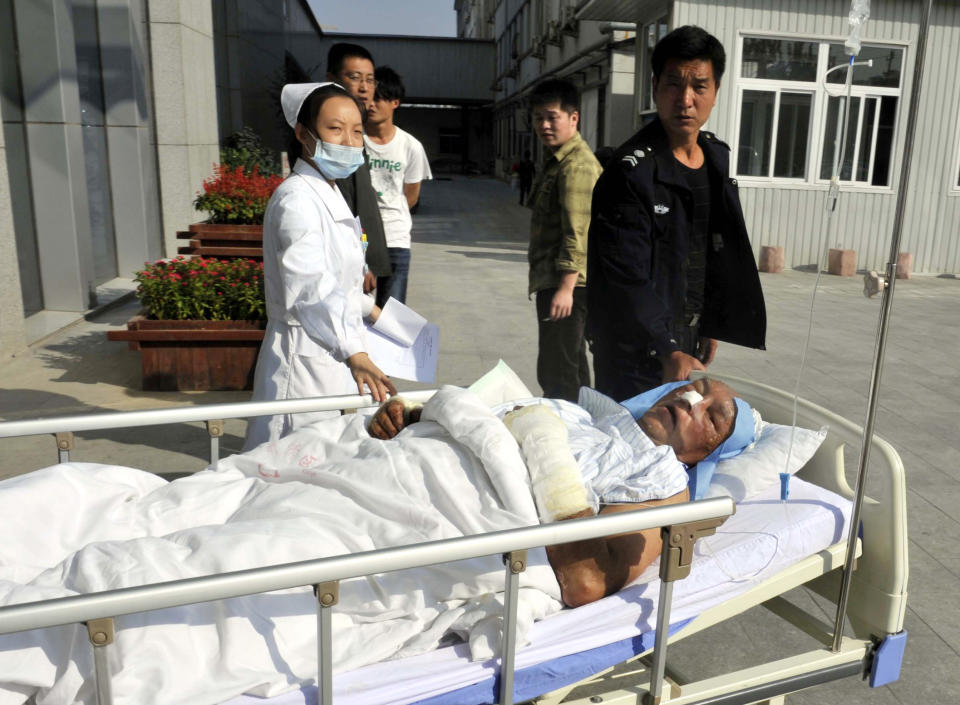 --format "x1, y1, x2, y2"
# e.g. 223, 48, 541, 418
107, 315, 266, 391
177, 223, 263, 260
